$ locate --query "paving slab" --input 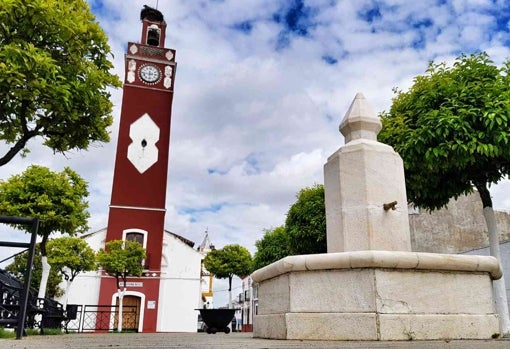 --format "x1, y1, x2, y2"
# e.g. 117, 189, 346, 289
1, 332, 510, 349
